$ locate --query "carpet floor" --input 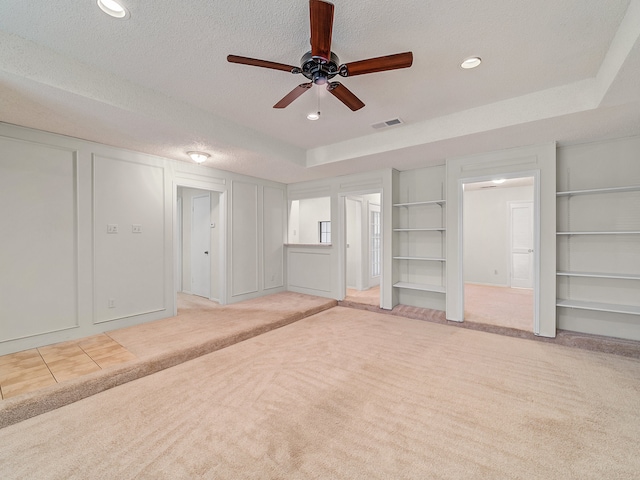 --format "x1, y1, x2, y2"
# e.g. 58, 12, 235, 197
0, 292, 336, 428
1, 306, 639, 479
464, 283, 534, 331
